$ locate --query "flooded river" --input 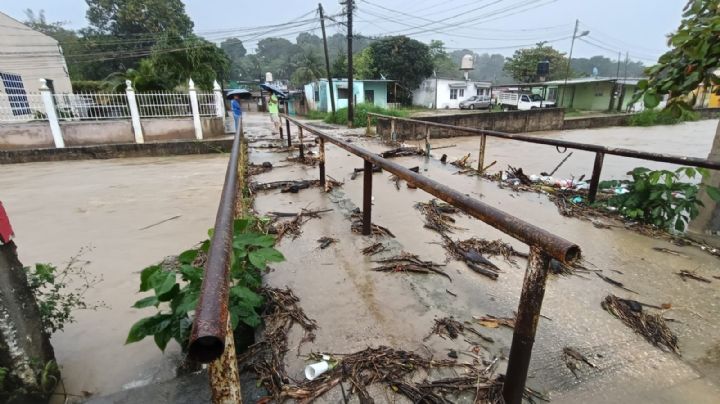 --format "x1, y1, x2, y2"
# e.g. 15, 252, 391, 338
0, 115, 717, 401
